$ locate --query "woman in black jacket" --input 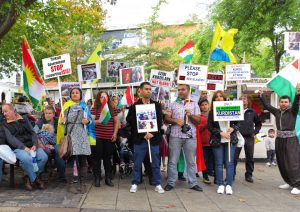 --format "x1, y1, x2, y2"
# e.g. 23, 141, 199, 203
208, 91, 239, 195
